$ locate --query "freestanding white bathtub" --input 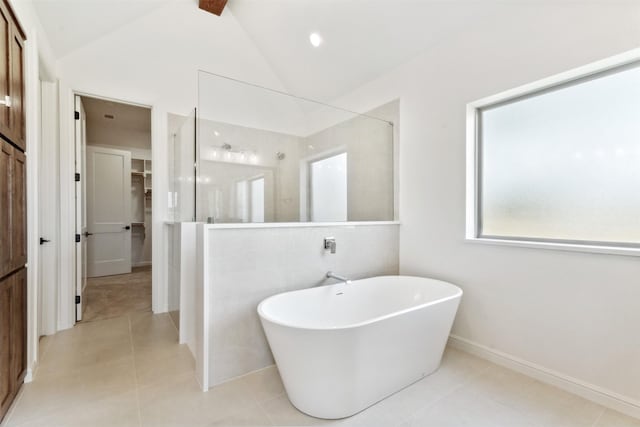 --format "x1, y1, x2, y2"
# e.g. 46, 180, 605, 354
257, 275, 463, 419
